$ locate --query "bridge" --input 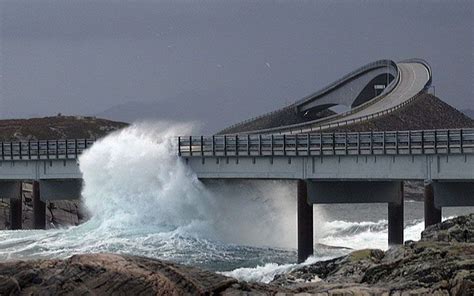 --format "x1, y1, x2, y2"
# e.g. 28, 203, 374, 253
1, 58, 473, 264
